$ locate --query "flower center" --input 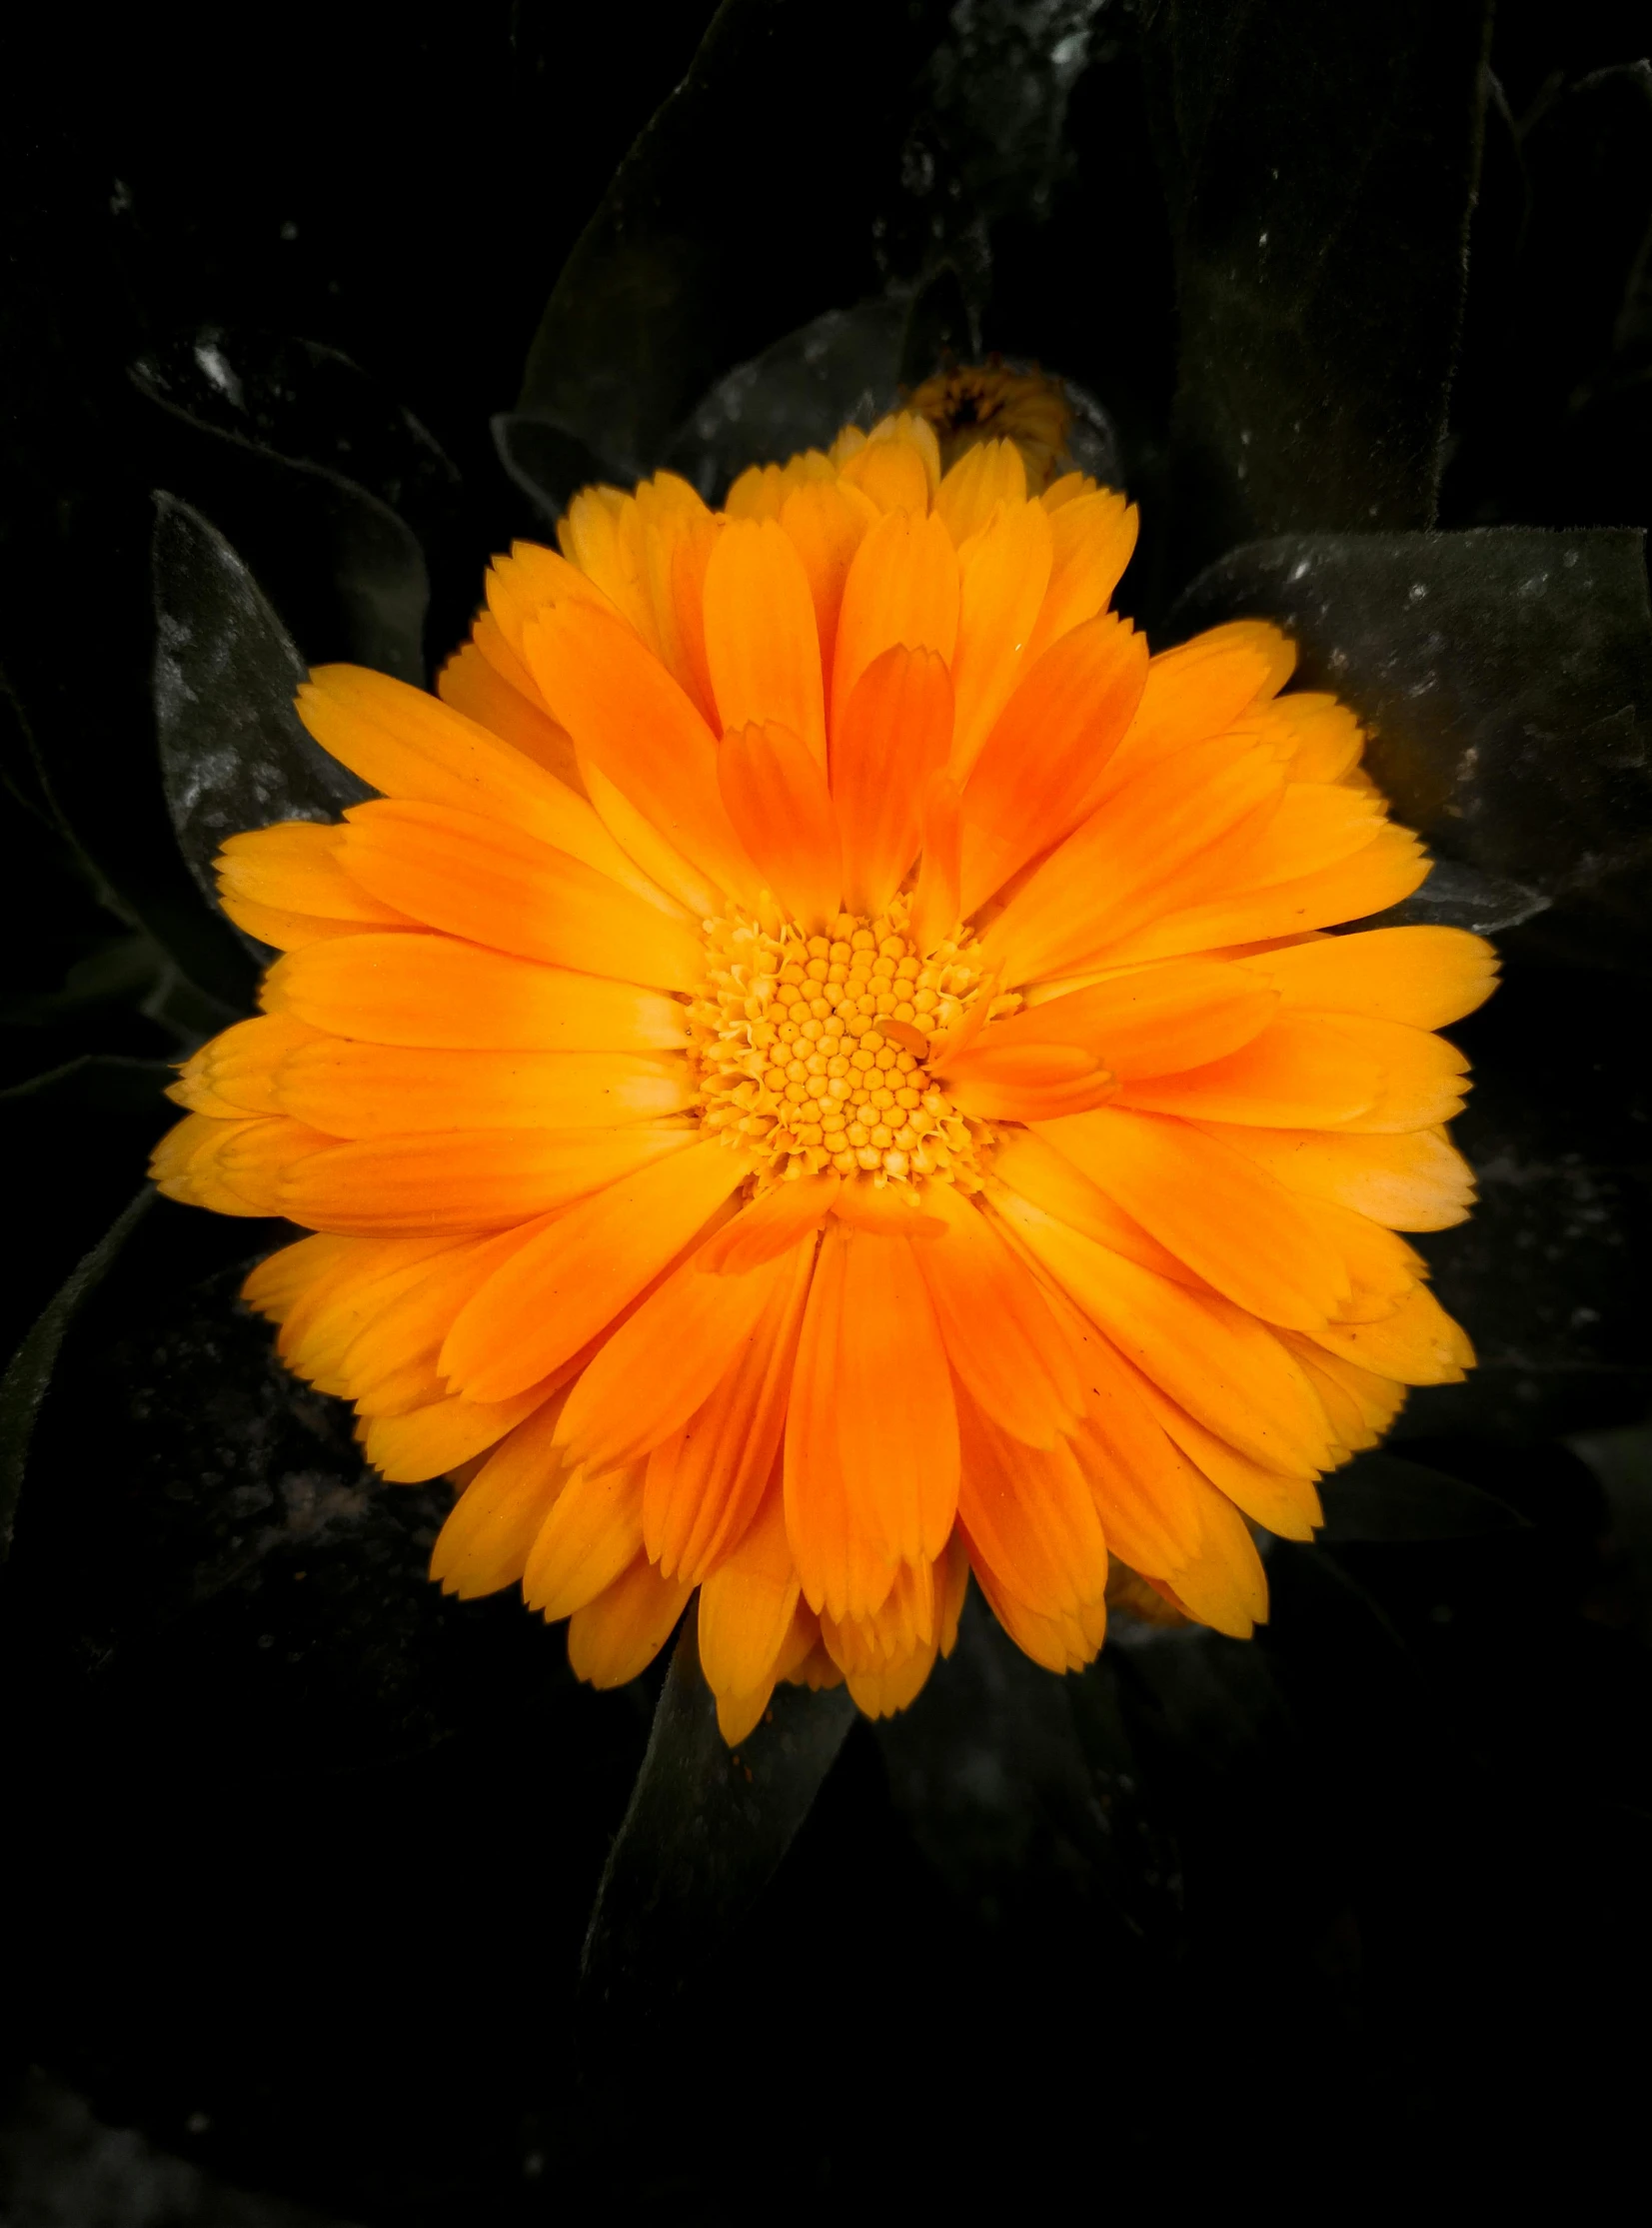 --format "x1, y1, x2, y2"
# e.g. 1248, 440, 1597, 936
689, 896, 996, 1195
